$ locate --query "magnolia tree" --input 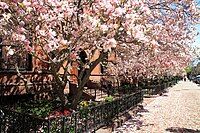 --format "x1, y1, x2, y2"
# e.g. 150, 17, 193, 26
0, 0, 199, 109
107, 0, 199, 78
